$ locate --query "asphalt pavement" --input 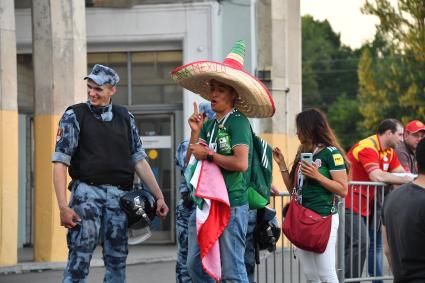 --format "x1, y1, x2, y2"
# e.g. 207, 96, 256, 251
0, 261, 176, 283
0, 246, 304, 283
